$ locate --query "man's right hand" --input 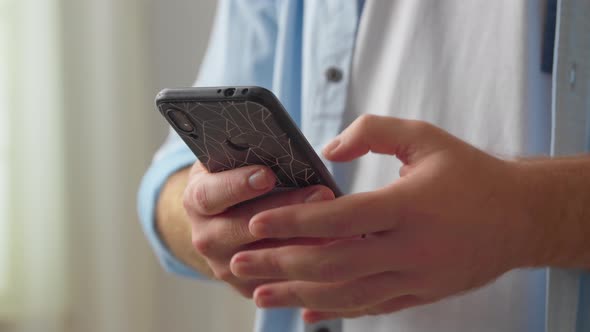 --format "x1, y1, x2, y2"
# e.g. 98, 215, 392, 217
157, 161, 335, 298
